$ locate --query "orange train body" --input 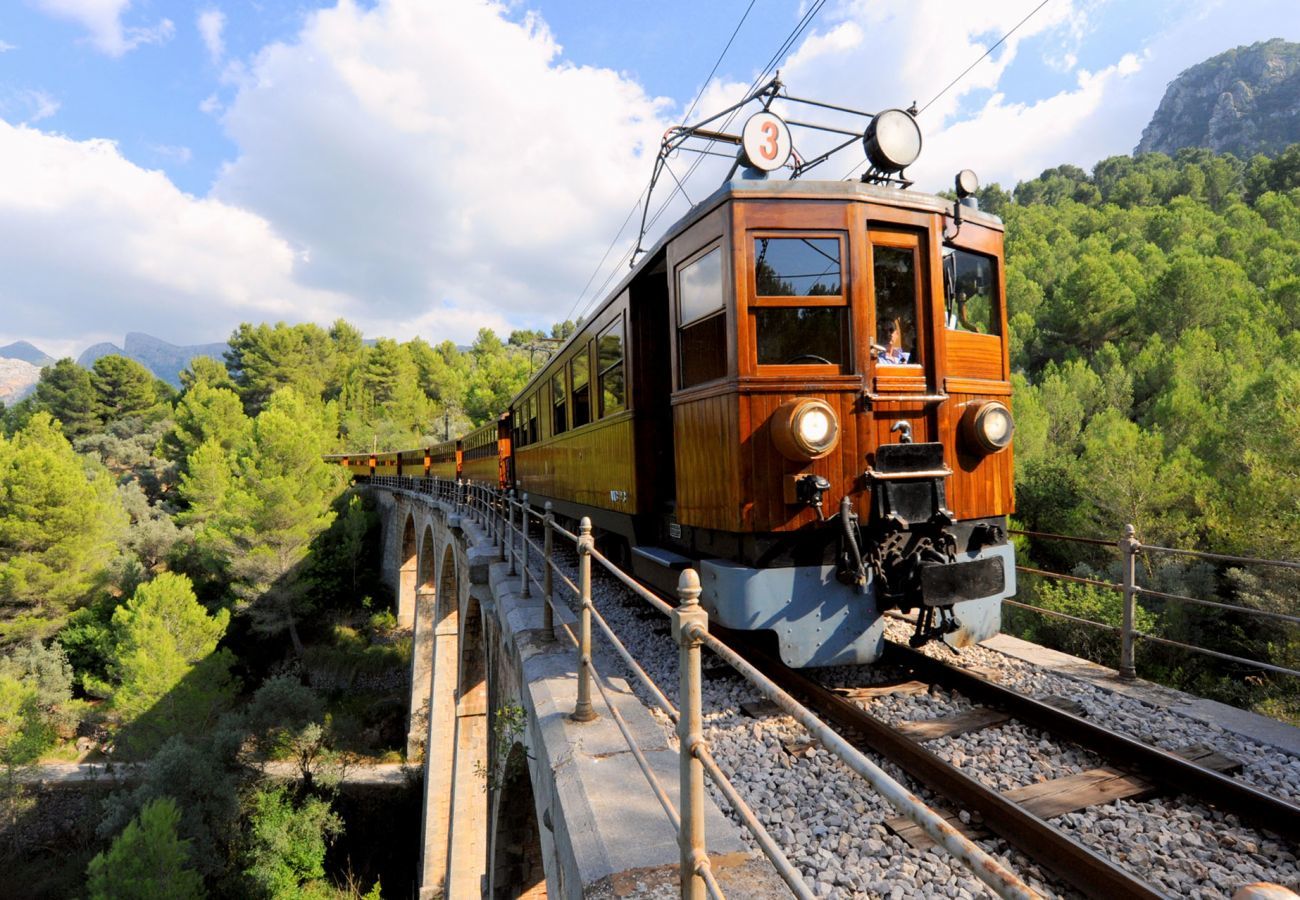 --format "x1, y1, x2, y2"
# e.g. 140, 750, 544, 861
327, 179, 1018, 666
